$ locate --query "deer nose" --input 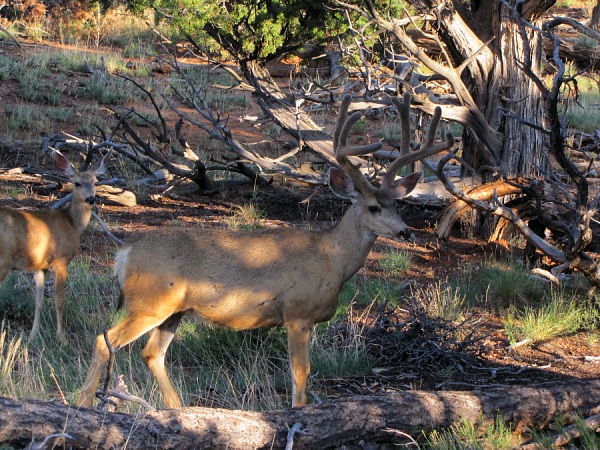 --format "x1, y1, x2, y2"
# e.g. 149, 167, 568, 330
398, 228, 412, 240
85, 196, 96, 205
